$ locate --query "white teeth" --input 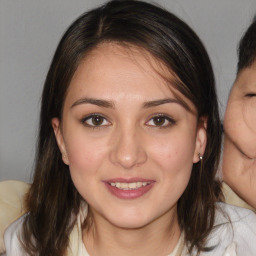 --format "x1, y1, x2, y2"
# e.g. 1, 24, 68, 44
120, 183, 129, 190
128, 182, 136, 189
109, 181, 150, 190
137, 182, 142, 187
